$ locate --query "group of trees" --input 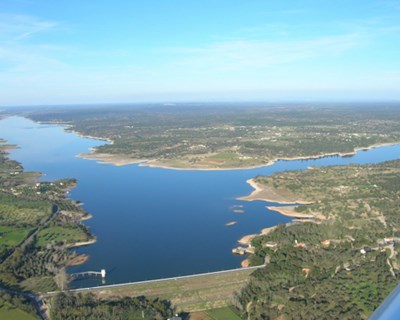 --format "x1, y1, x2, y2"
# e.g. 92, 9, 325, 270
237, 244, 394, 319
50, 293, 174, 320
235, 160, 400, 319
0, 145, 92, 293
24, 104, 400, 169
0, 291, 36, 316
0, 139, 176, 320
